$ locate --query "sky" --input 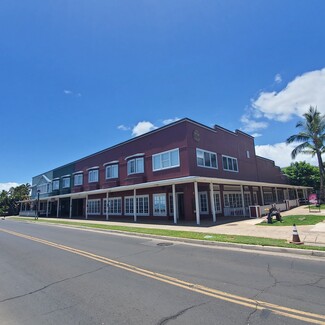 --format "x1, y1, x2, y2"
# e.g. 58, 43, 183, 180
1, 0, 325, 190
